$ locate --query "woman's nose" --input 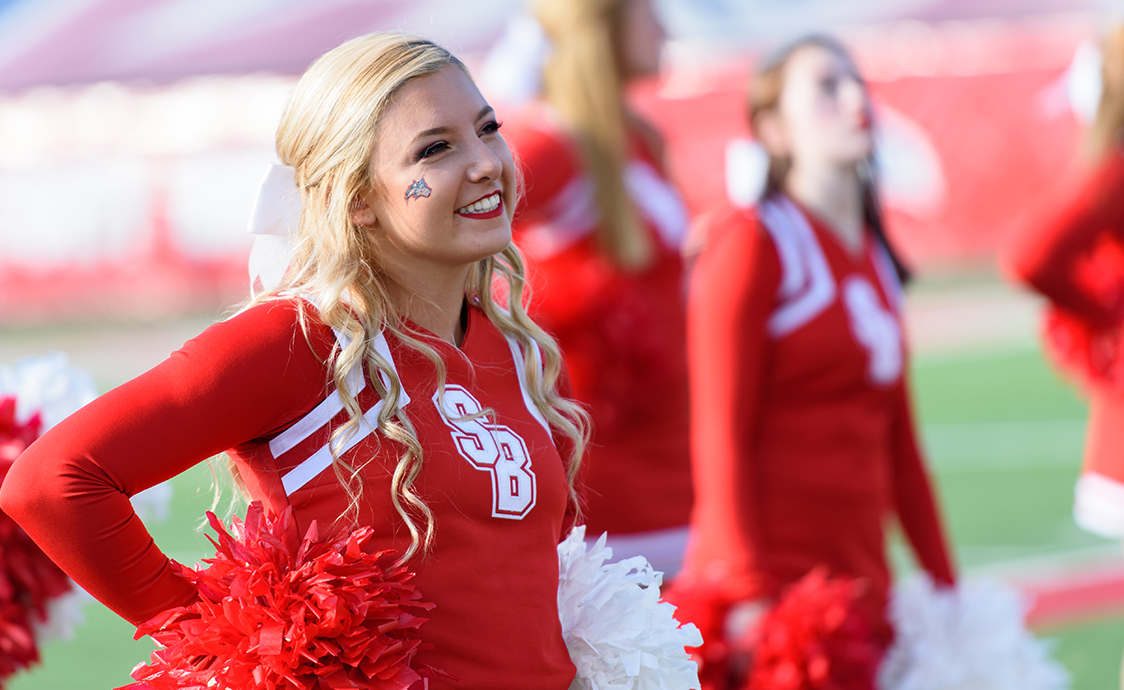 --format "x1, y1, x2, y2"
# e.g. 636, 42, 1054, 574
467, 139, 503, 182
839, 78, 868, 115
